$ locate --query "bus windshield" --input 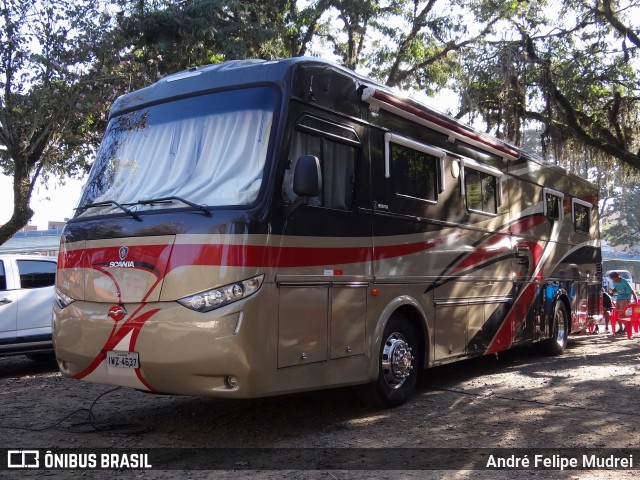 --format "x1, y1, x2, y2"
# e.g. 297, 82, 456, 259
75, 86, 277, 217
